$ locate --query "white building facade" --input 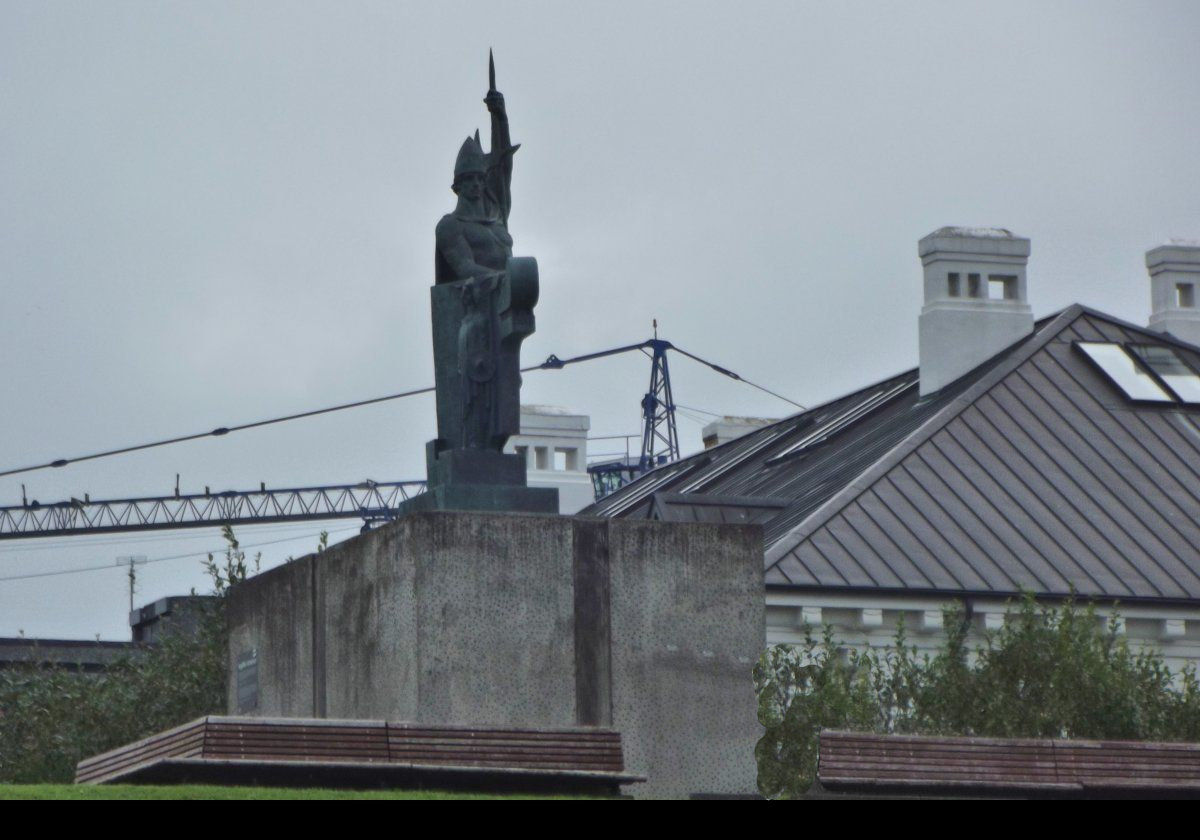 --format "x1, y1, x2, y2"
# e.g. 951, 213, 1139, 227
505, 405, 595, 514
